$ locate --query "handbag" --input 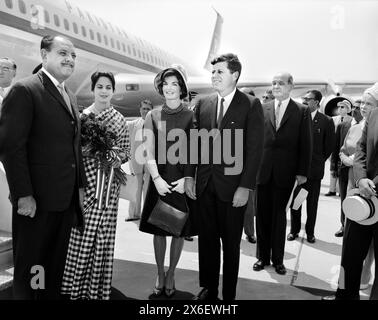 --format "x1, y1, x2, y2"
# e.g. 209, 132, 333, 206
119, 173, 138, 202
147, 197, 189, 237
